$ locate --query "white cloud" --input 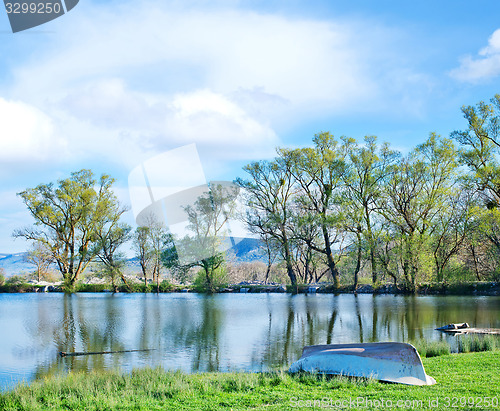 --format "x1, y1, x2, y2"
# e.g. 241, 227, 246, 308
3, 3, 399, 175
12, 6, 378, 114
164, 89, 278, 152
450, 28, 500, 82
61, 78, 167, 130
0, 98, 64, 162
0, 189, 32, 253
57, 82, 278, 166
0, 2, 436, 181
